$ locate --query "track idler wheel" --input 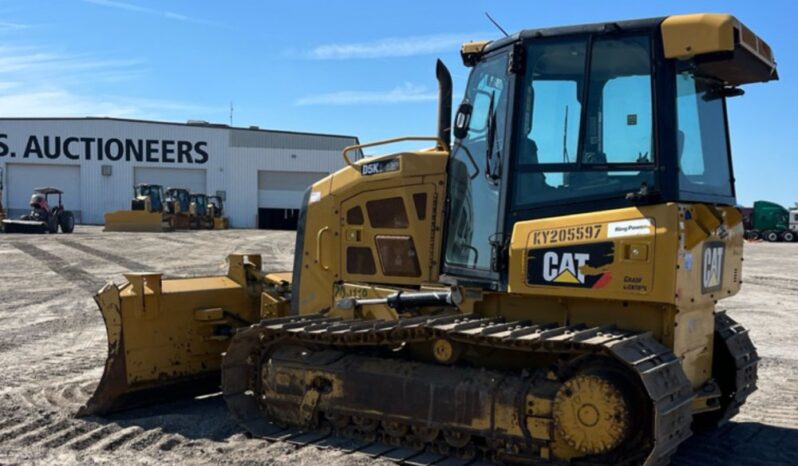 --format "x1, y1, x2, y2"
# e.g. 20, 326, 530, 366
553, 373, 631, 455
352, 415, 379, 433
412, 425, 439, 443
